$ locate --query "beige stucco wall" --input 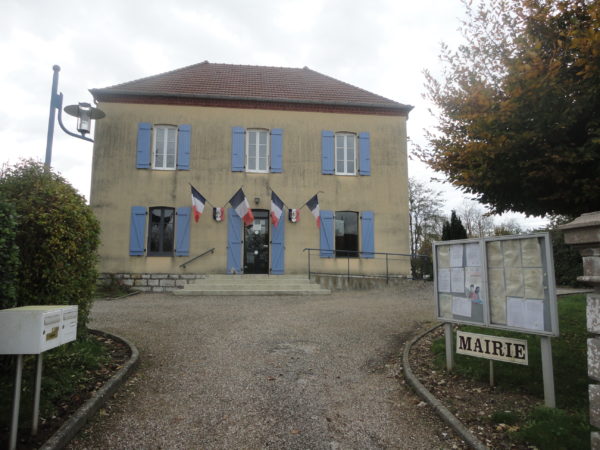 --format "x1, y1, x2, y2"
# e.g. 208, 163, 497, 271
90, 102, 410, 275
